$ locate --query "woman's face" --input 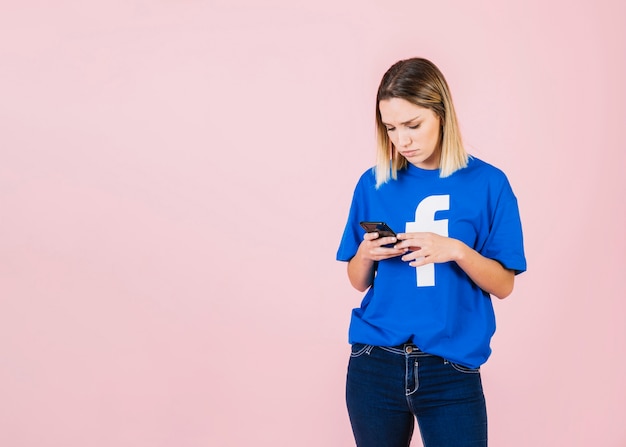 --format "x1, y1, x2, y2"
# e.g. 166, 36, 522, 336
378, 97, 442, 170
